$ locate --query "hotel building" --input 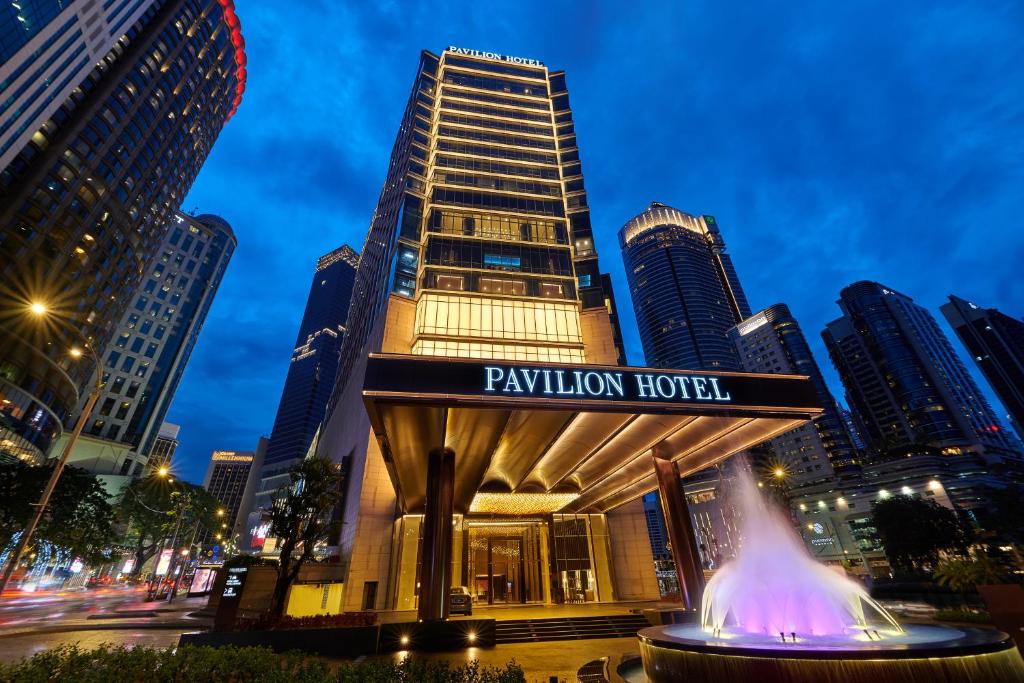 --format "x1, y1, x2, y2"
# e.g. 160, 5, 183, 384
317, 47, 821, 618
